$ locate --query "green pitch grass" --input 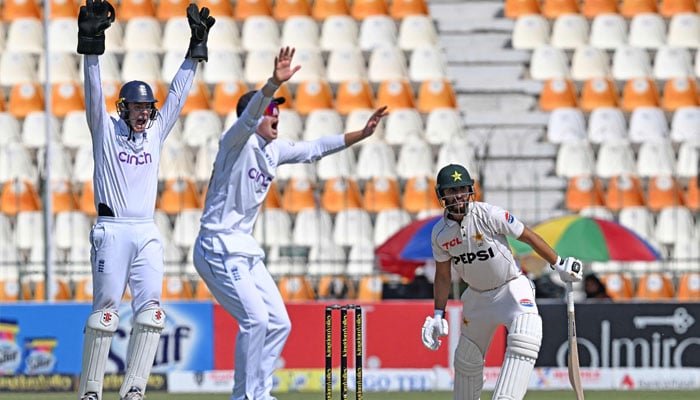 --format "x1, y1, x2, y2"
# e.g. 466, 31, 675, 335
4, 391, 700, 400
